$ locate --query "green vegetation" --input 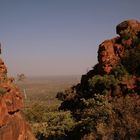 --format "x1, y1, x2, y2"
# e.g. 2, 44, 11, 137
18, 77, 79, 140
88, 75, 118, 95
32, 111, 75, 140
122, 44, 140, 76
111, 64, 128, 80
22, 103, 76, 140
